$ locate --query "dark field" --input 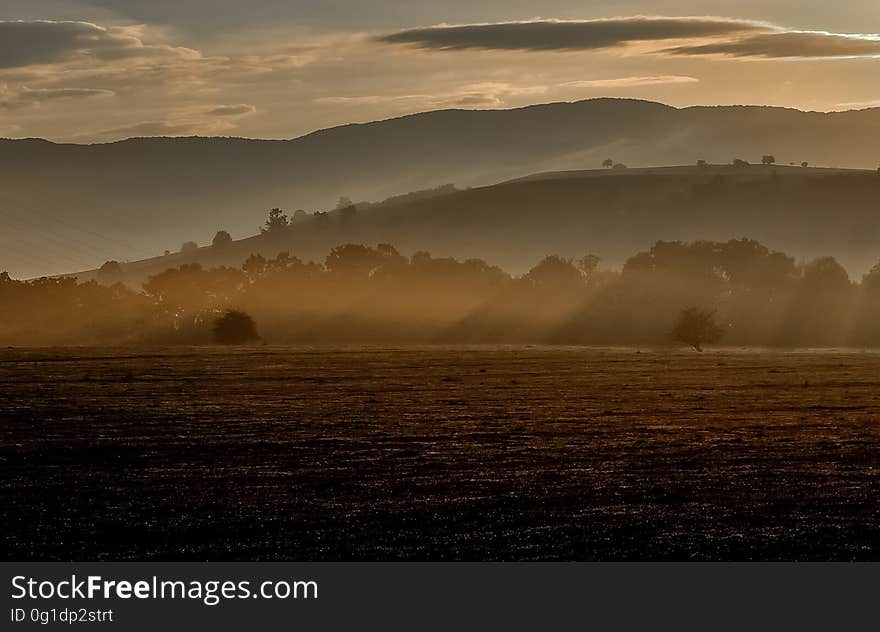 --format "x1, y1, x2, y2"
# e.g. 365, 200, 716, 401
2, 346, 879, 561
